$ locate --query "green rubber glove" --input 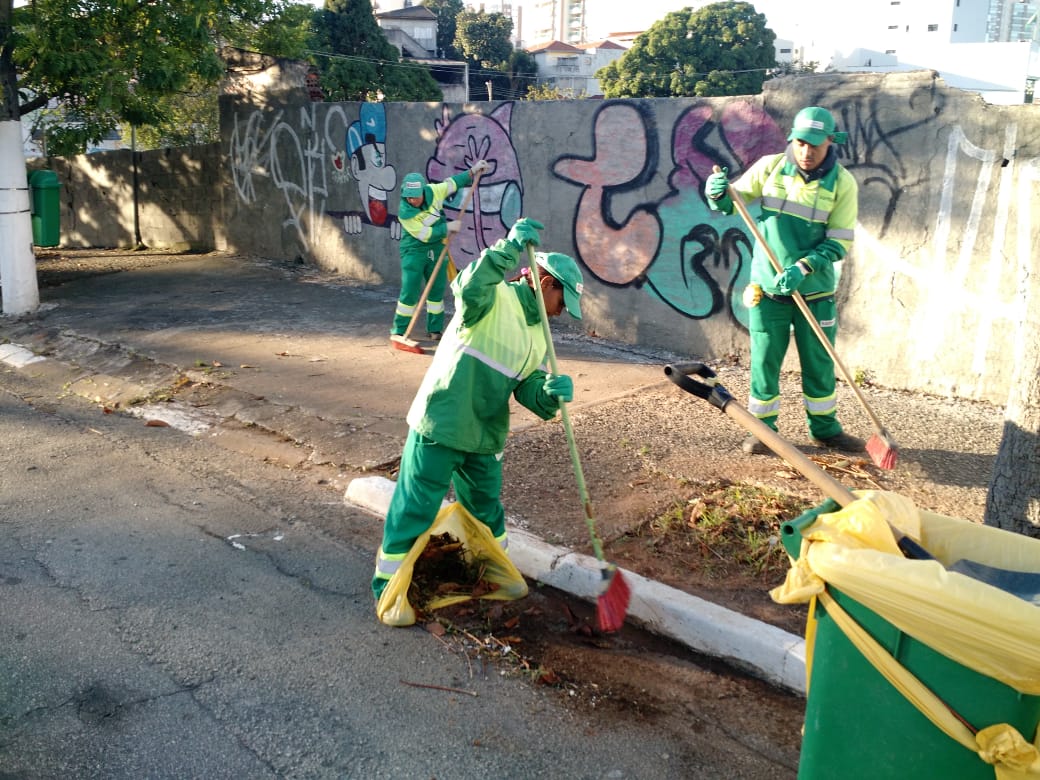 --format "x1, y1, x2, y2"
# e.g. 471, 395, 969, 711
507, 217, 544, 249
773, 261, 810, 294
705, 167, 729, 200
543, 374, 573, 403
